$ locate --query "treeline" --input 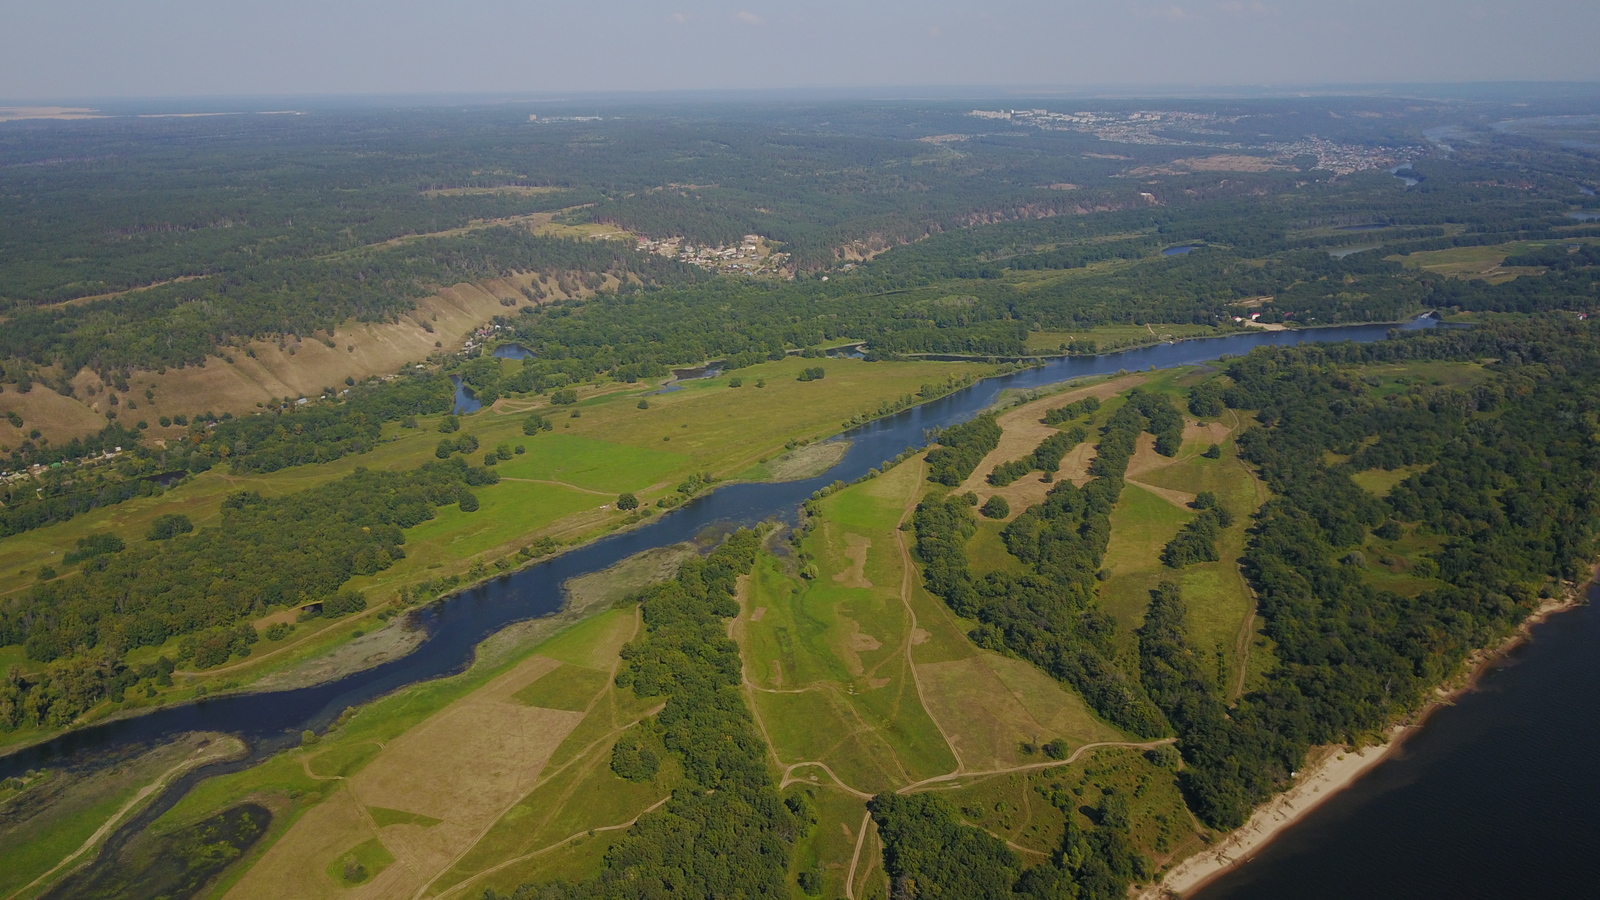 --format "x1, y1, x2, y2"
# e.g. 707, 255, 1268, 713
0, 371, 456, 541
492, 530, 804, 900
1160, 495, 1233, 568
926, 415, 1001, 486
0, 458, 494, 730
211, 373, 455, 474
913, 391, 1188, 737
1041, 395, 1100, 426
1151, 316, 1600, 828
988, 426, 1087, 486
0, 226, 703, 373
870, 787, 1150, 900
